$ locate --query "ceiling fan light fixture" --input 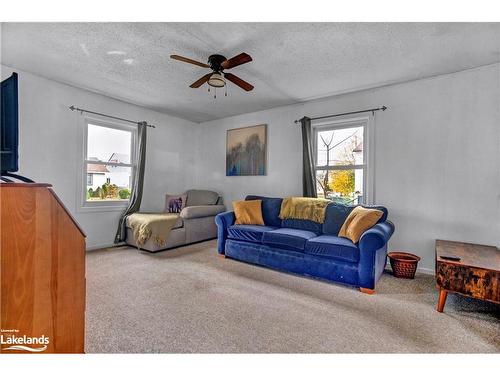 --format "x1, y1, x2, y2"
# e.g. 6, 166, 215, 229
208, 72, 225, 88
171, 53, 253, 91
